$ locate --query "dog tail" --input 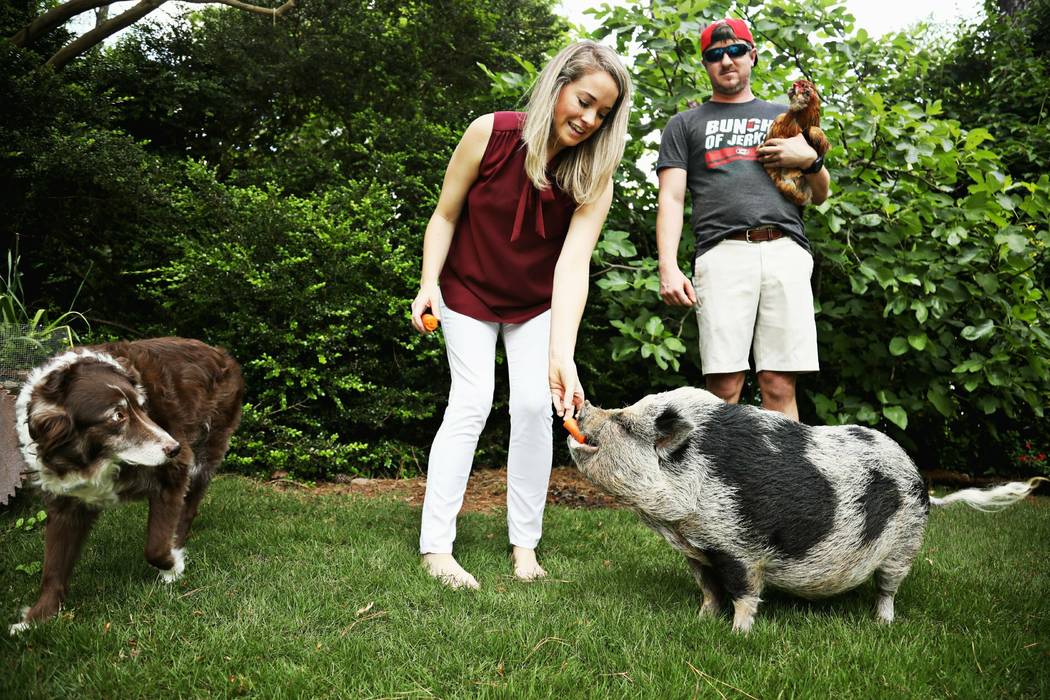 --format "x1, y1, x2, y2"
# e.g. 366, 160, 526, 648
929, 477, 1046, 512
